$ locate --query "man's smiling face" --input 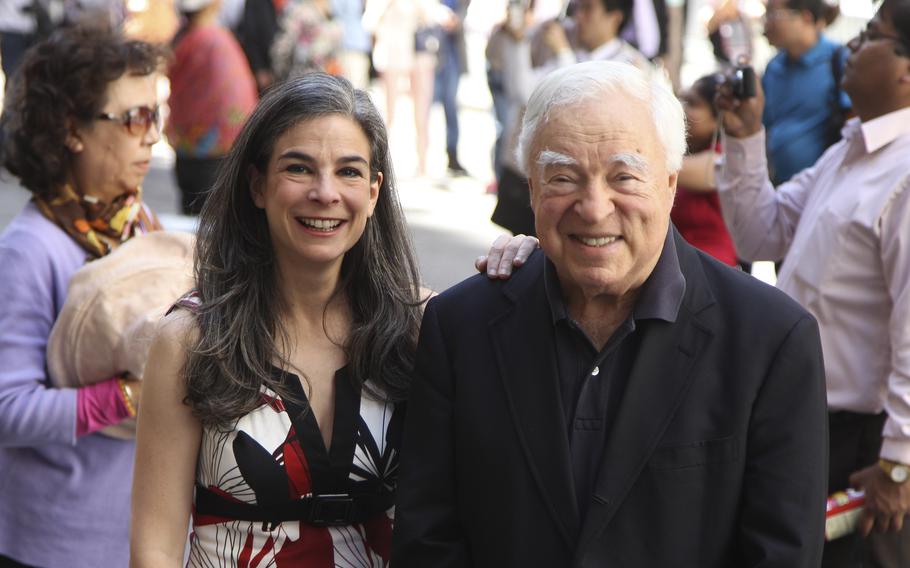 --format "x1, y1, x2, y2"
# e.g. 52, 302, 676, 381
528, 95, 677, 303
